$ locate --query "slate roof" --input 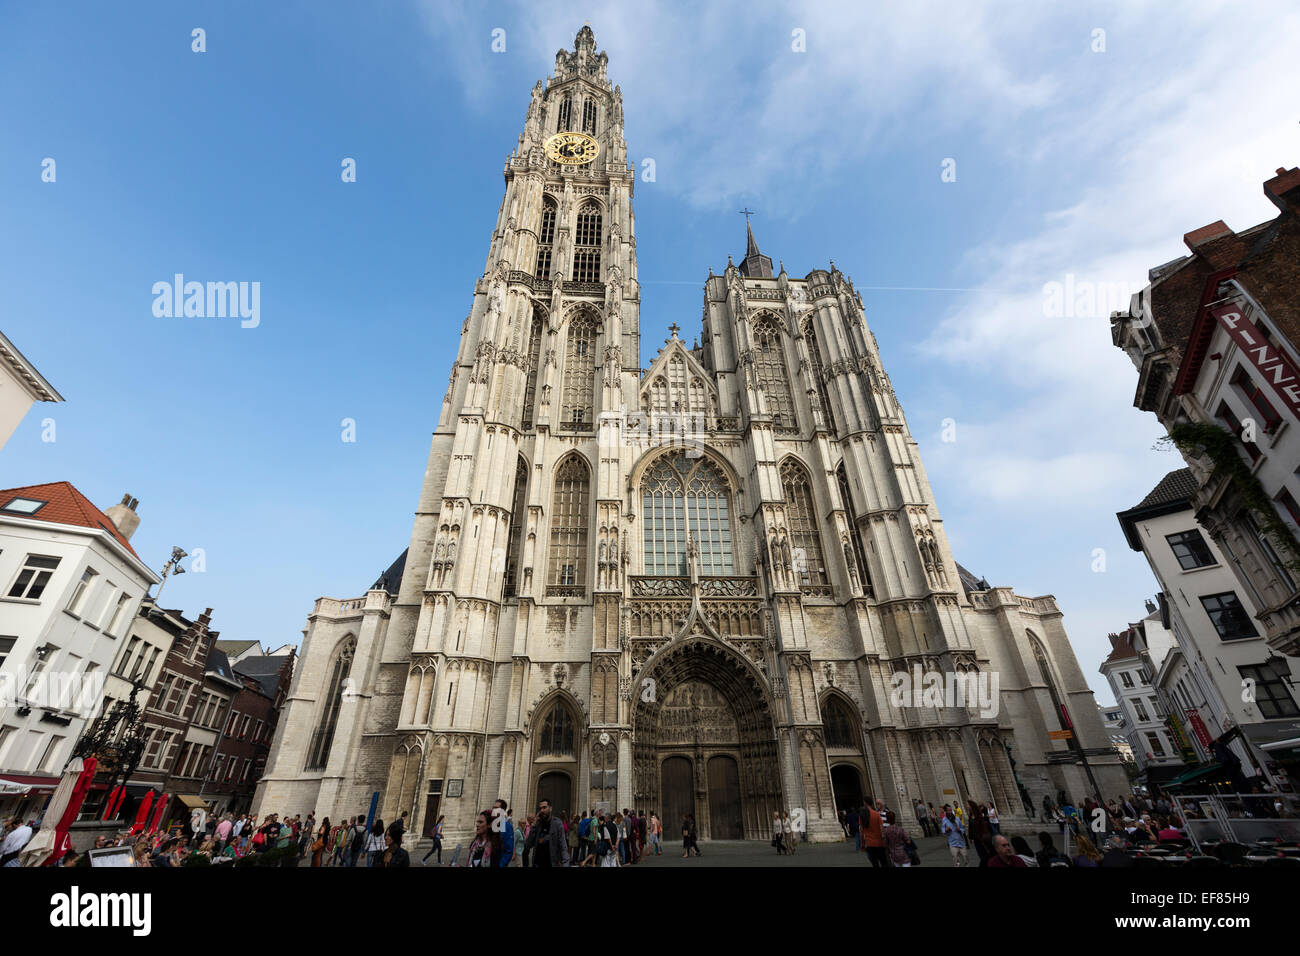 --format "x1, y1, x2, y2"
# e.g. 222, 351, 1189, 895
233, 654, 291, 698
956, 562, 990, 595
372, 549, 408, 596
1132, 468, 1197, 510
